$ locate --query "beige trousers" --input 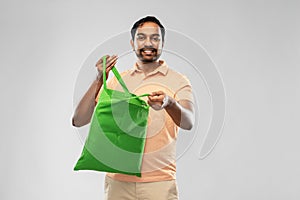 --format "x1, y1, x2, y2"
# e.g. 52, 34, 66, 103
104, 176, 179, 200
